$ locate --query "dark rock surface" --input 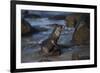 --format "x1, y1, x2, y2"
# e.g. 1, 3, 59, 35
65, 13, 81, 27
21, 18, 32, 35
21, 18, 45, 36
72, 13, 90, 45
72, 21, 90, 45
